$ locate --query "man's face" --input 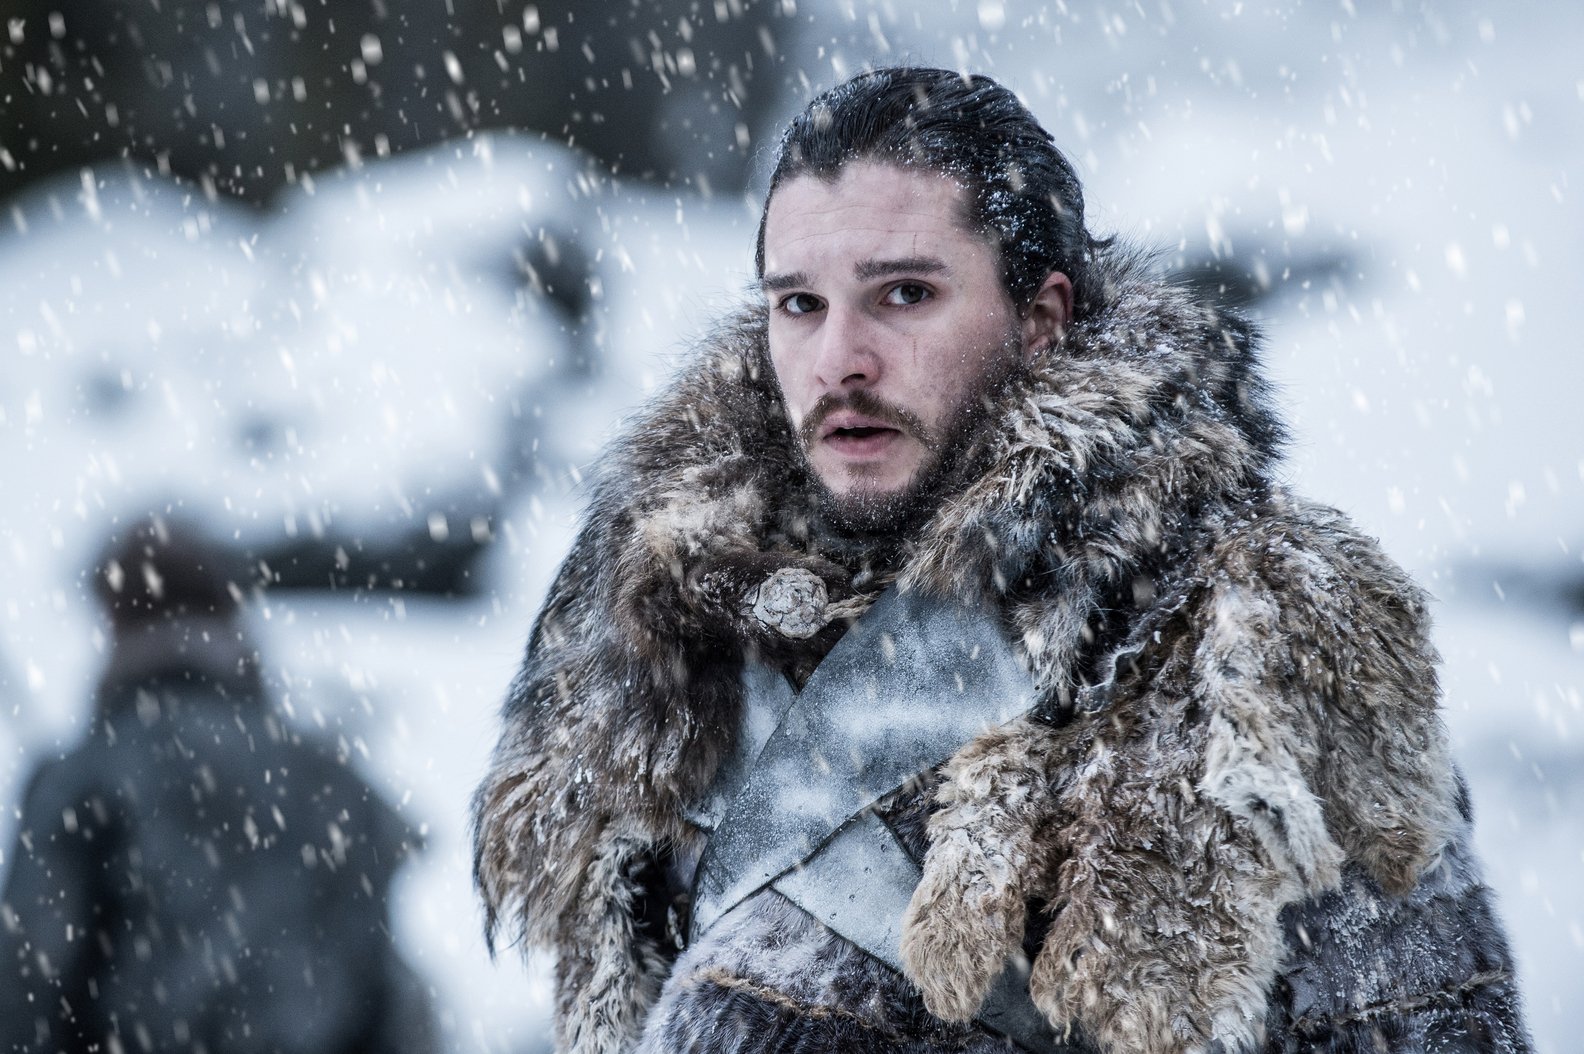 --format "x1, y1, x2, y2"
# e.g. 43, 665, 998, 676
761, 161, 1037, 528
